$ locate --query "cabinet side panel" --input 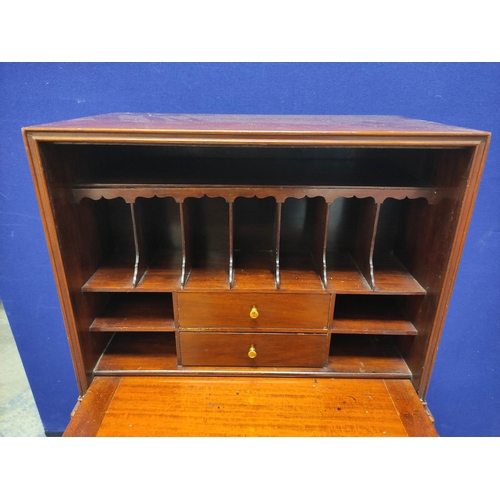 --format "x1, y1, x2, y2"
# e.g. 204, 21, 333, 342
396, 145, 486, 396
30, 140, 114, 392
